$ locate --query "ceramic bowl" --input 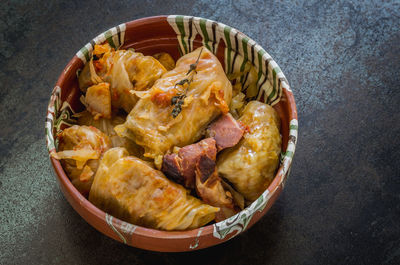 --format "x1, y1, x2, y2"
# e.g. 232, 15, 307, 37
45, 15, 298, 252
